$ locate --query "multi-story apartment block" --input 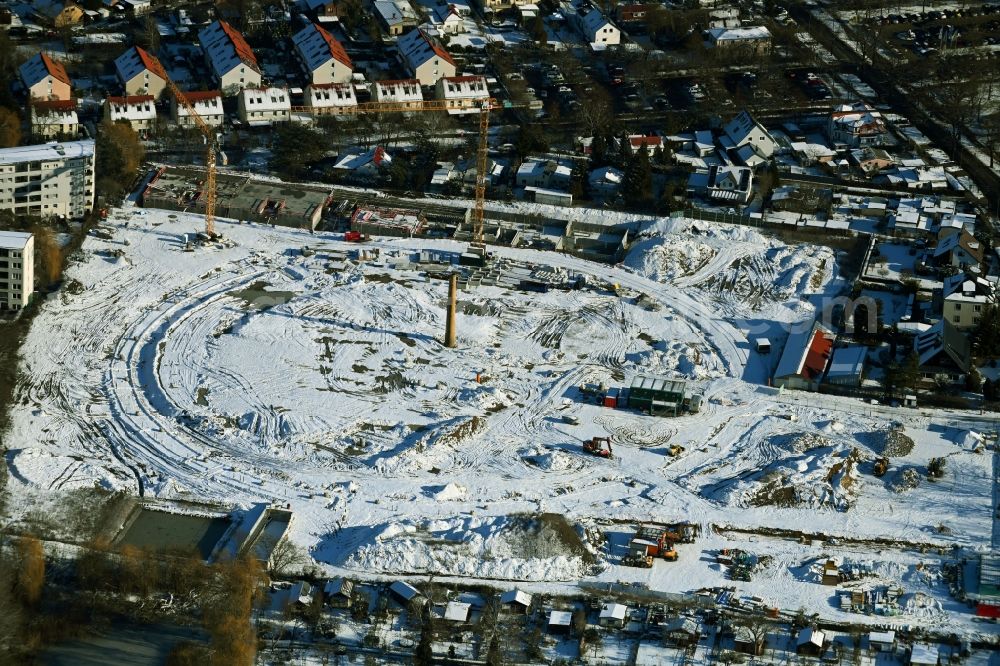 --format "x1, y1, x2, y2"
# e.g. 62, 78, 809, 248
0, 230, 34, 311
0, 140, 95, 219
